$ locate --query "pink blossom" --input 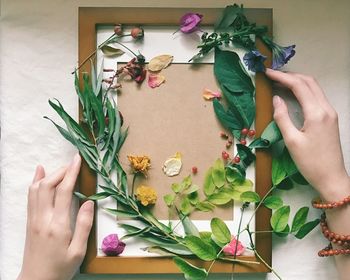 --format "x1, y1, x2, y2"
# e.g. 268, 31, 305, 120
179, 13, 203, 33
223, 236, 245, 256
102, 234, 126, 256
